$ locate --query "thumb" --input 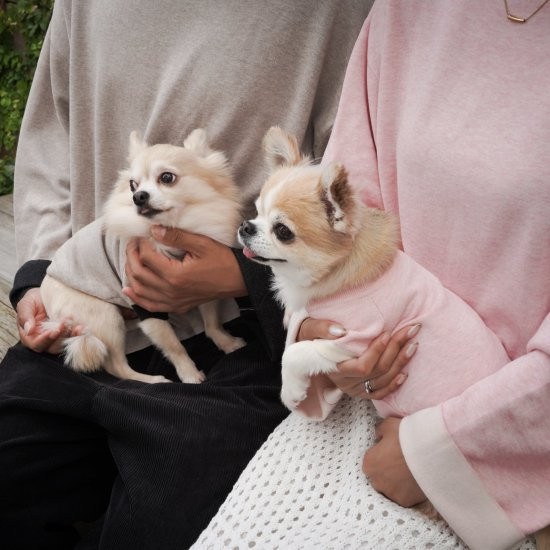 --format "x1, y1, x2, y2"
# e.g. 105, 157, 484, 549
298, 318, 347, 342
150, 225, 209, 254
17, 297, 37, 334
